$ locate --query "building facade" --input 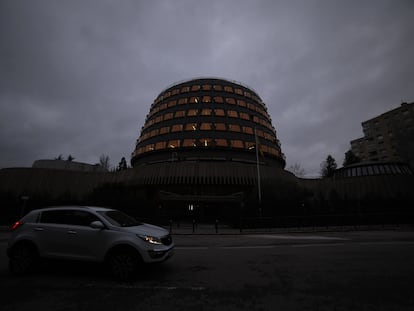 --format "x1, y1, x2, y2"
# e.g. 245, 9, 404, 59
350, 102, 414, 168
